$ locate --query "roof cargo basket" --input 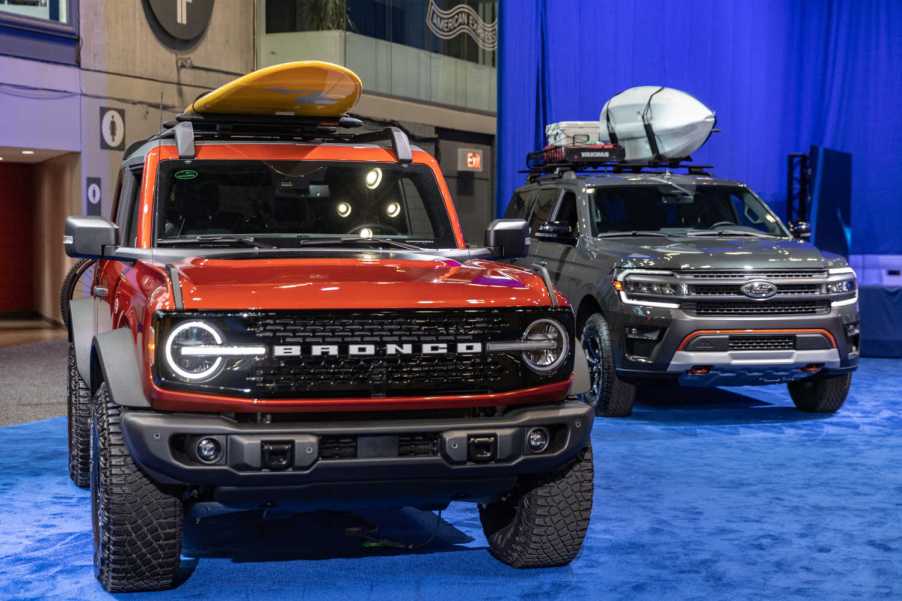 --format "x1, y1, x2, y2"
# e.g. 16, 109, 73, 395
155, 112, 414, 163
525, 143, 712, 181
